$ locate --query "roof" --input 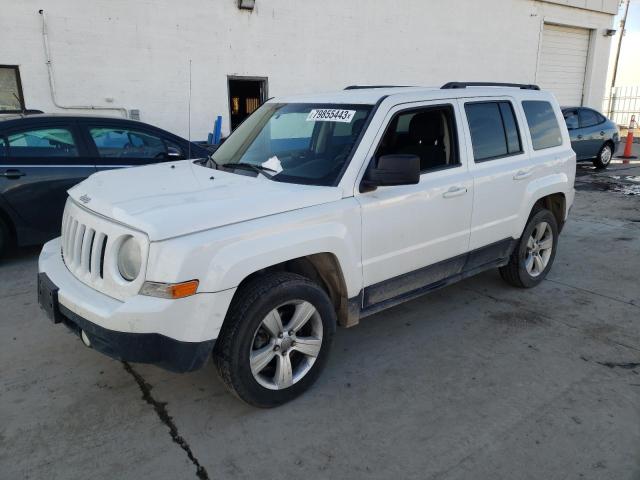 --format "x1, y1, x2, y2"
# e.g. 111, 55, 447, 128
0, 113, 138, 124
274, 85, 554, 105
274, 87, 437, 104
